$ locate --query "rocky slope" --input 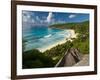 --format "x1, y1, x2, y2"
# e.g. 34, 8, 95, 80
55, 48, 89, 67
